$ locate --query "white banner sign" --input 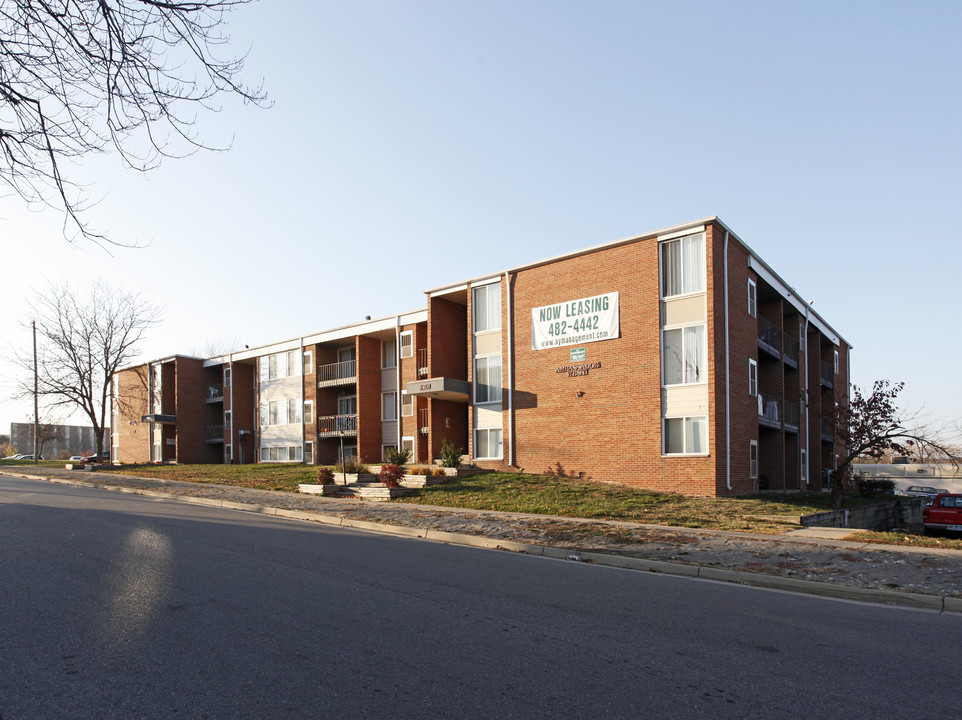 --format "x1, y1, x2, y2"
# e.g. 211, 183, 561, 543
531, 292, 619, 350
